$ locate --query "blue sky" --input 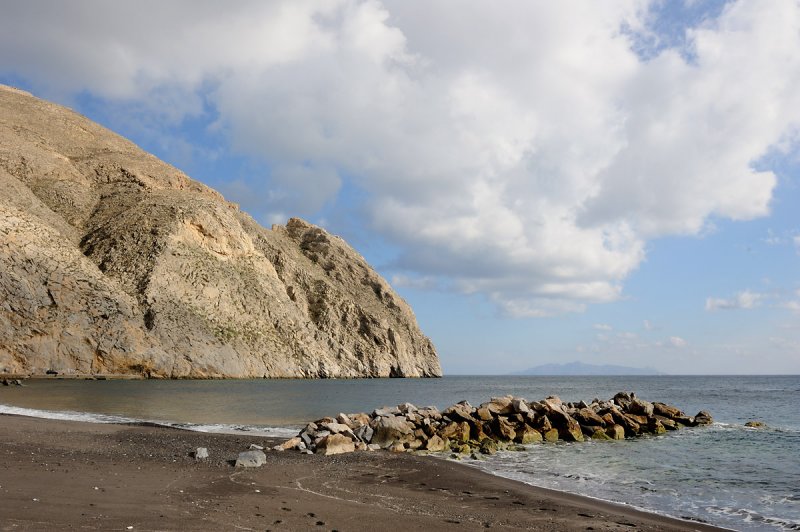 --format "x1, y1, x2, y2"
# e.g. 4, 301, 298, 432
2, 1, 799, 374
